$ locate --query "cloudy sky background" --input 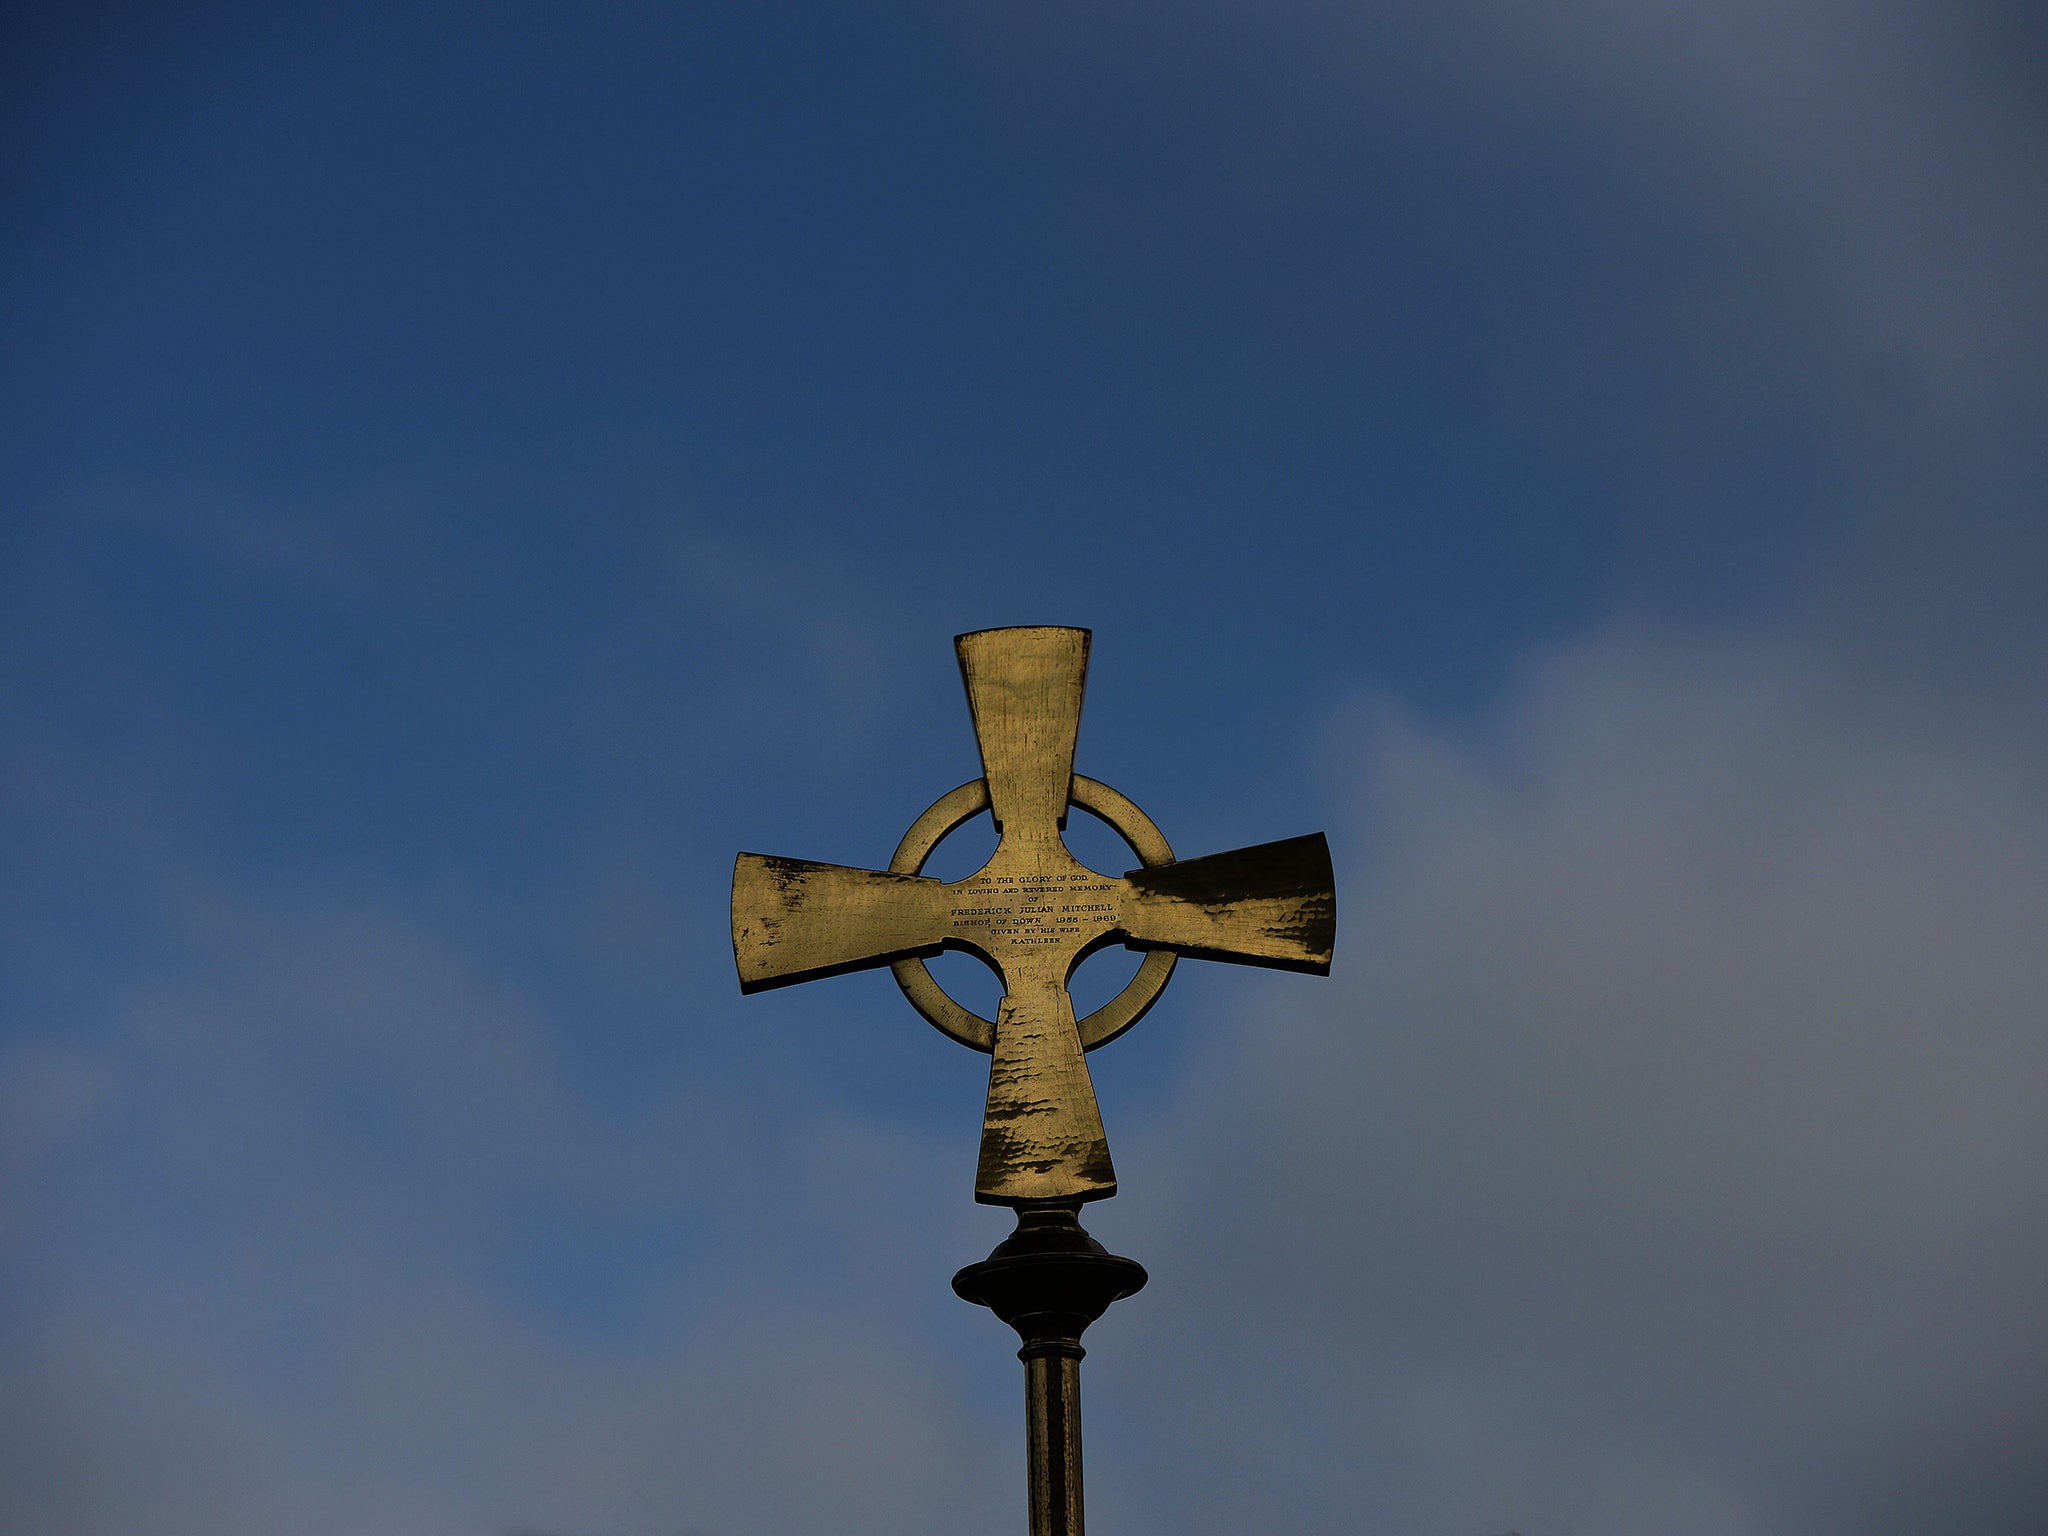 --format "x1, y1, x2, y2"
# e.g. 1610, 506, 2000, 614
4, 3, 2046, 1533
